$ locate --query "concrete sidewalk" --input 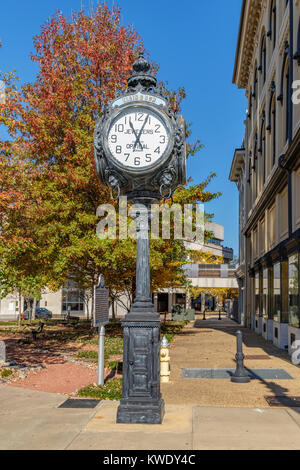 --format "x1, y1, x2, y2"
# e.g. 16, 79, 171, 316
1, 386, 300, 449
2, 316, 300, 450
